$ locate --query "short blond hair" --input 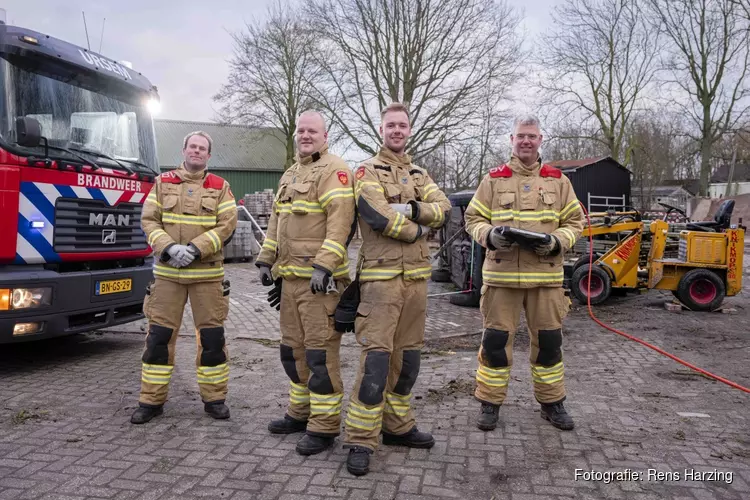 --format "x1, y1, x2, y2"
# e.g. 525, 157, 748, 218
381, 102, 410, 120
183, 130, 213, 153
